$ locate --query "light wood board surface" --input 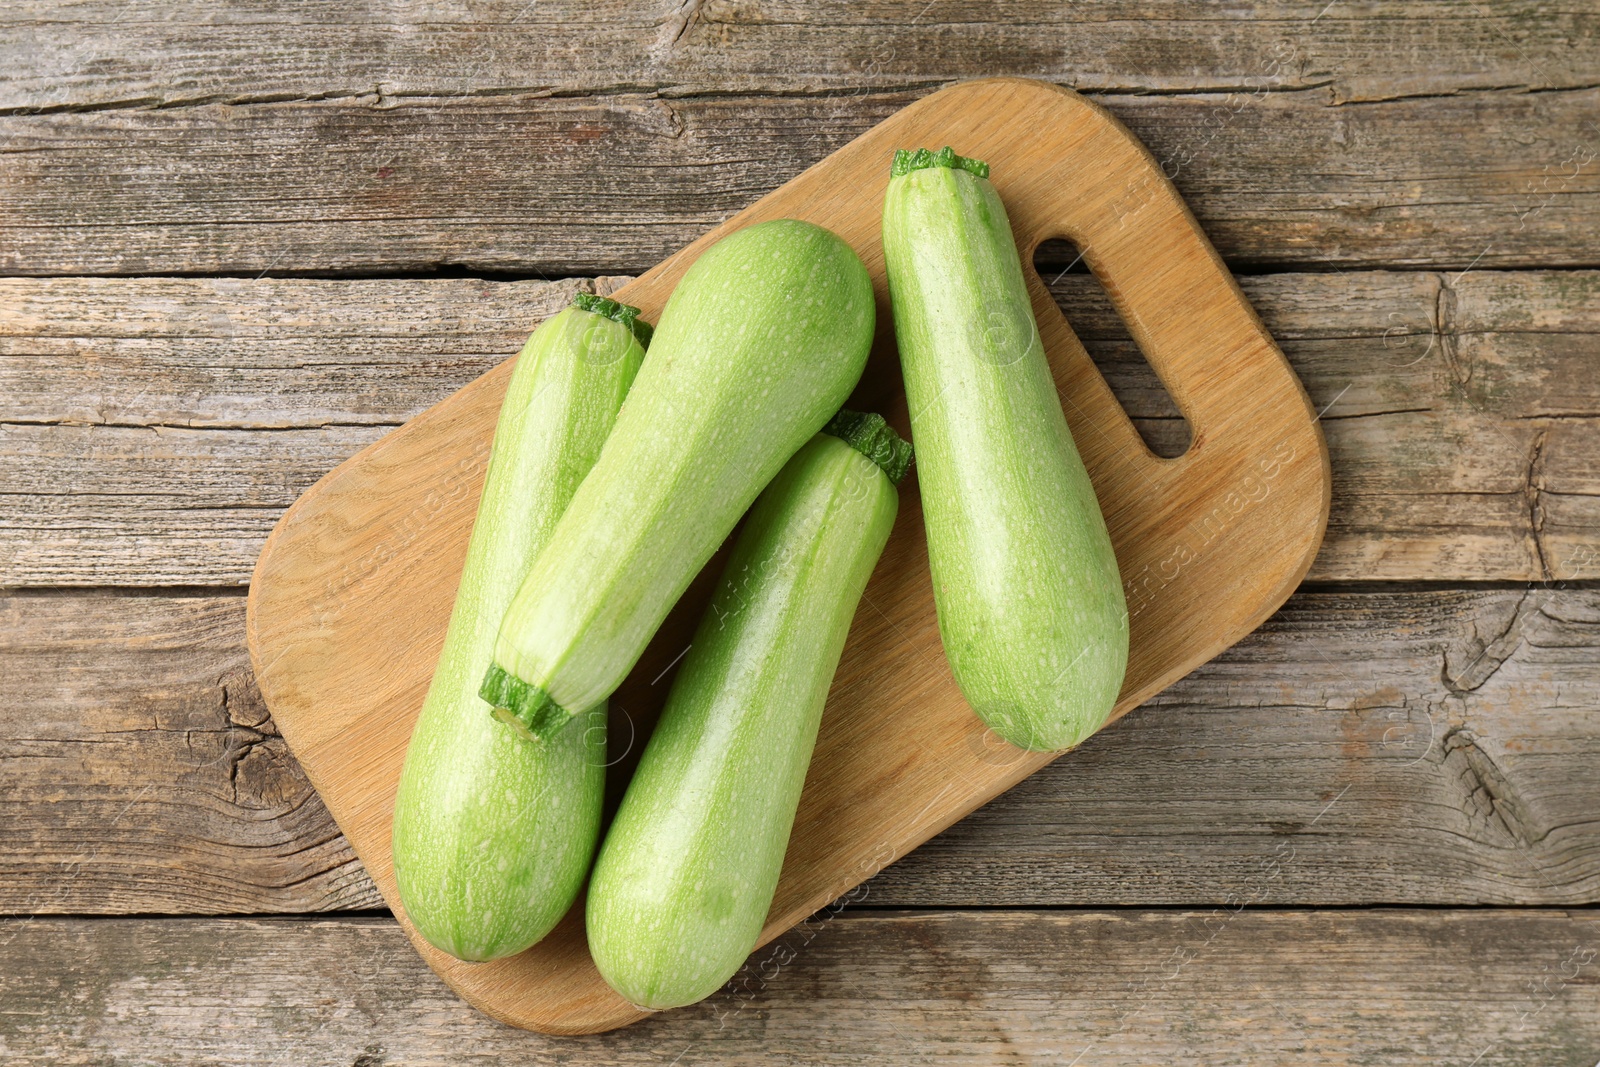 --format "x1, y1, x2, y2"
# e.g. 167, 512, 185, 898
246, 79, 1329, 1032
